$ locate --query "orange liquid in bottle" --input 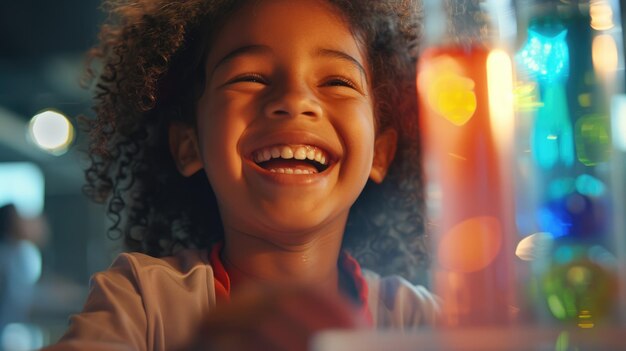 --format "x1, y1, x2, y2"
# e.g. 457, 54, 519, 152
418, 45, 516, 327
